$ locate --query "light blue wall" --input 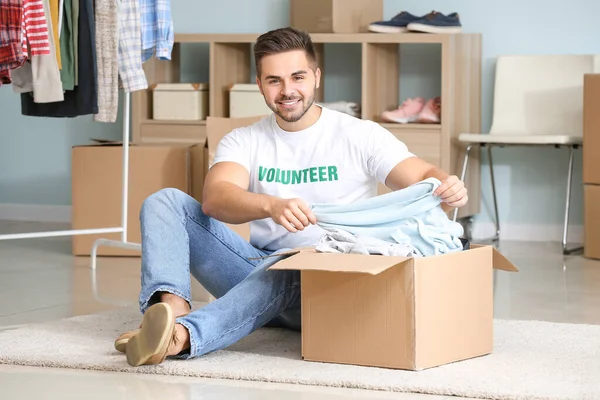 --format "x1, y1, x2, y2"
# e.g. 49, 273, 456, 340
0, 0, 598, 230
